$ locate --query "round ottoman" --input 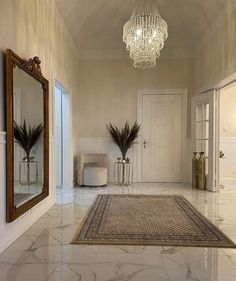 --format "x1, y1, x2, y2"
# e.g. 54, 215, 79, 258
83, 166, 107, 187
